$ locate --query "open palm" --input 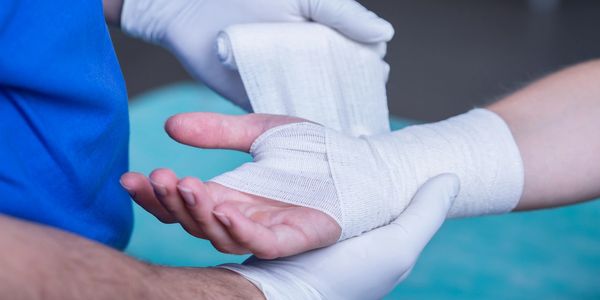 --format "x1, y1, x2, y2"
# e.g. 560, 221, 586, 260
121, 113, 341, 259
